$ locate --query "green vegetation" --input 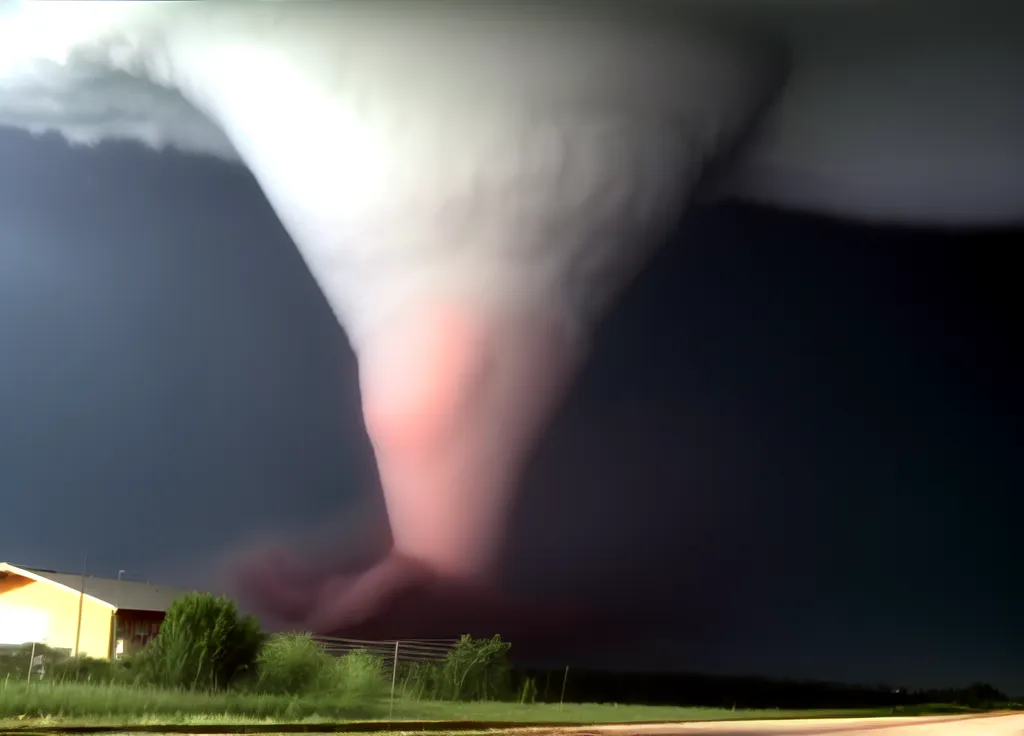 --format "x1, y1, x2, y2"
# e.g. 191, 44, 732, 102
137, 592, 264, 691
0, 677, 895, 729
0, 679, 376, 723
254, 633, 386, 702
0, 592, 1017, 729
0, 593, 528, 727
